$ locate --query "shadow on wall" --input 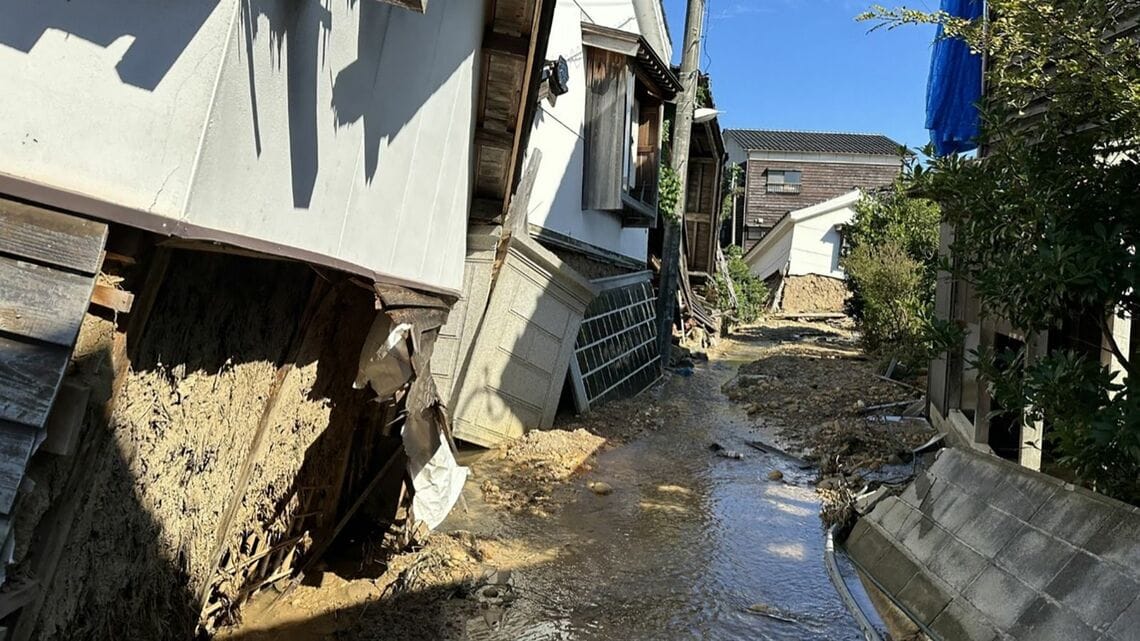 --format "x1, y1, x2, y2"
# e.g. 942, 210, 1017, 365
0, 0, 221, 91
242, 0, 480, 207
